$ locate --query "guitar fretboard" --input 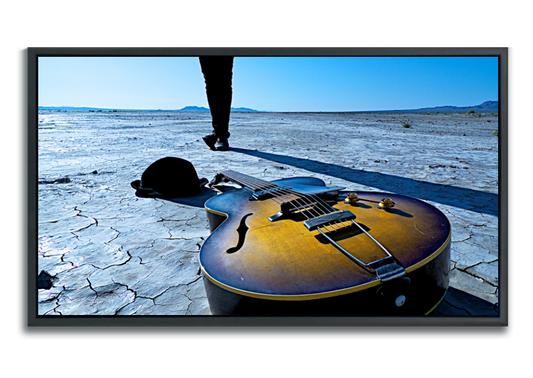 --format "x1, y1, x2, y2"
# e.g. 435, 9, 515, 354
220, 170, 278, 191
219, 170, 337, 215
